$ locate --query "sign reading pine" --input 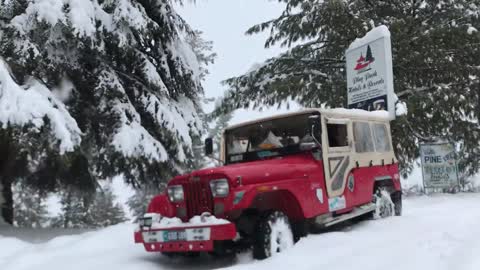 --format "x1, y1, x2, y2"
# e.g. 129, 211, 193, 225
346, 25, 396, 120
420, 143, 459, 189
